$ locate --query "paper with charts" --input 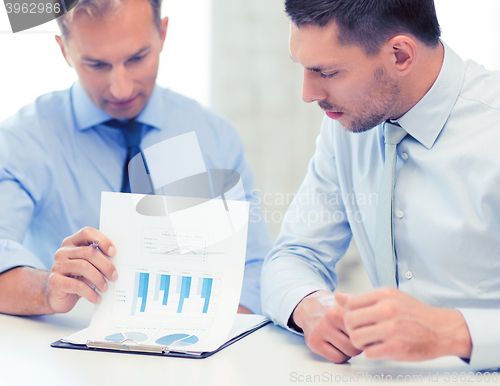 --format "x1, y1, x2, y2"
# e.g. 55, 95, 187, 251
66, 191, 249, 353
